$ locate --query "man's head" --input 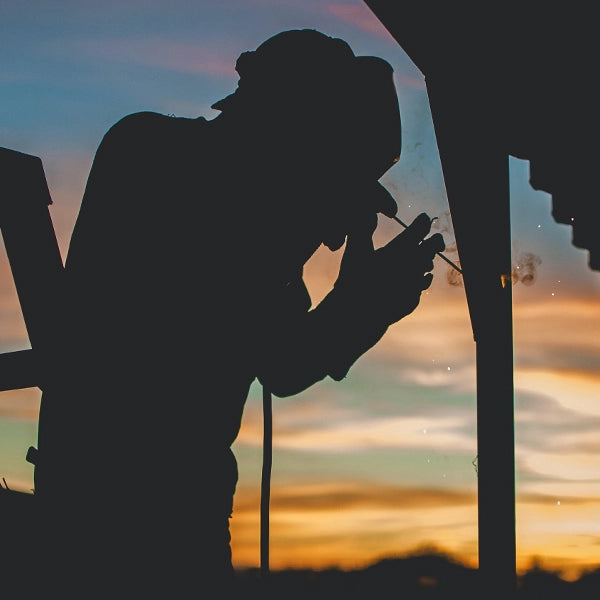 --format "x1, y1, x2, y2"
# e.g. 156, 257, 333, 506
213, 29, 401, 256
